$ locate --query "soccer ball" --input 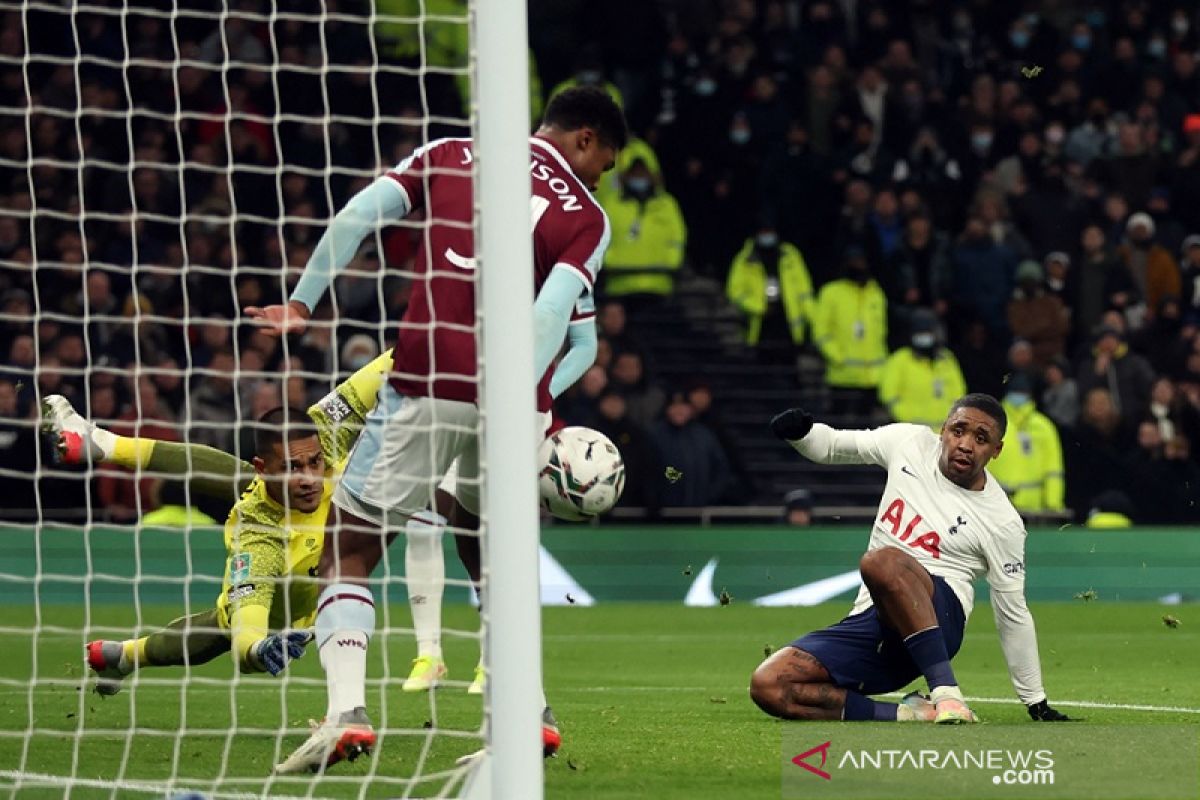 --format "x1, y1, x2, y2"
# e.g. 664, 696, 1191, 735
538, 427, 625, 521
